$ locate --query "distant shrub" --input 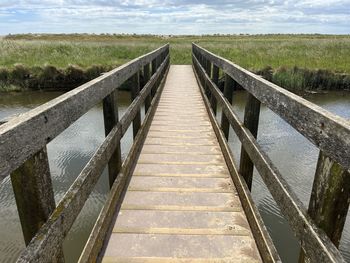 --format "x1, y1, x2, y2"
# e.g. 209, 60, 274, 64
272, 67, 305, 91
271, 66, 350, 92
256, 66, 273, 81
0, 67, 9, 82
10, 64, 30, 80
85, 65, 107, 80
37, 65, 65, 88
9, 64, 31, 88
65, 65, 86, 87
